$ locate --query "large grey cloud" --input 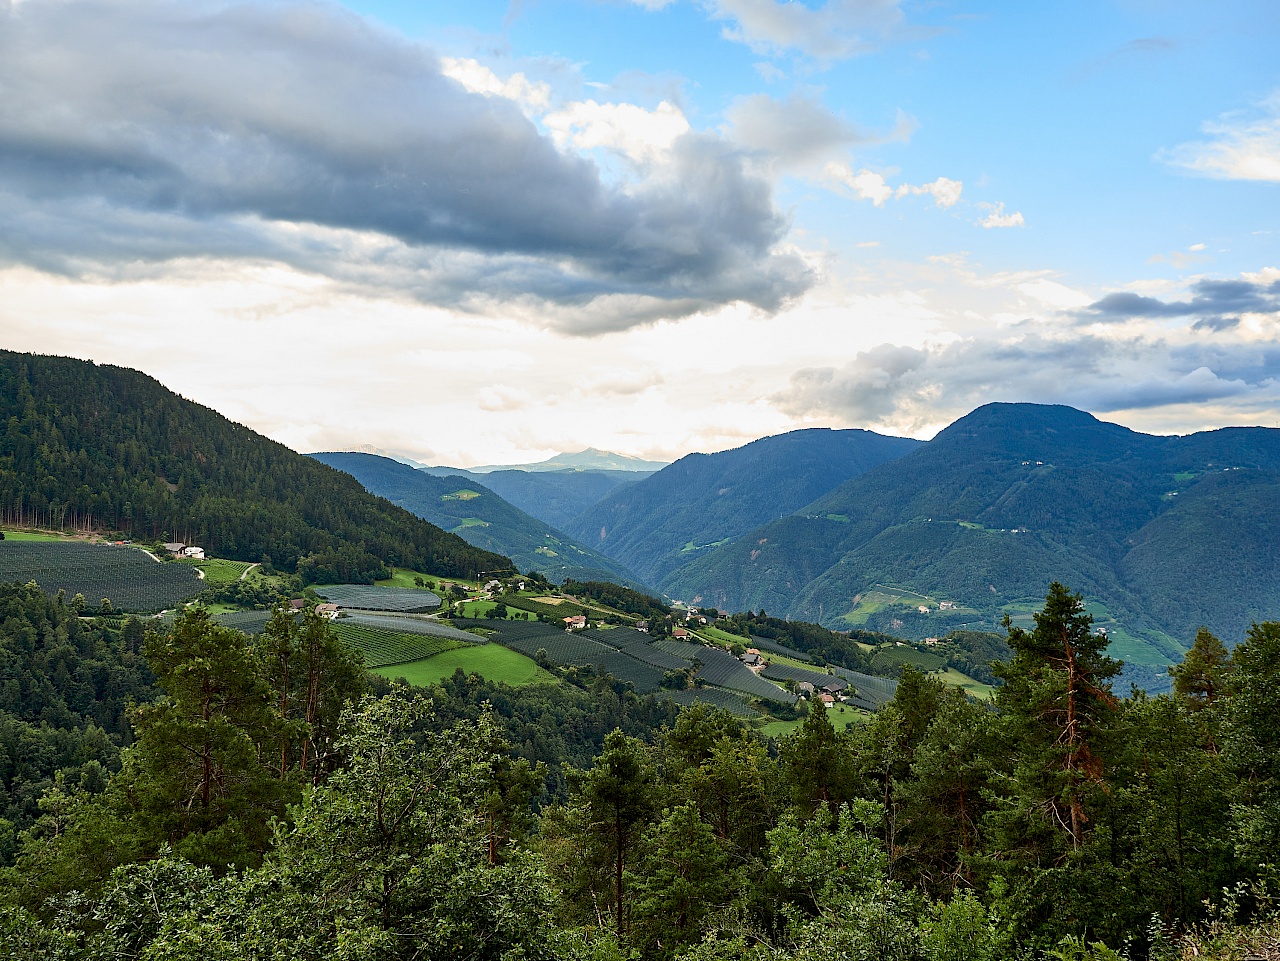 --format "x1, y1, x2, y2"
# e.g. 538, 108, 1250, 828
775, 320, 1280, 428
1080, 278, 1280, 327
0, 0, 811, 332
